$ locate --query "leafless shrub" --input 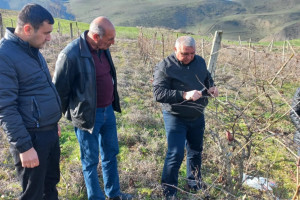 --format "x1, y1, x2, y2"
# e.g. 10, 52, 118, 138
137, 28, 300, 199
